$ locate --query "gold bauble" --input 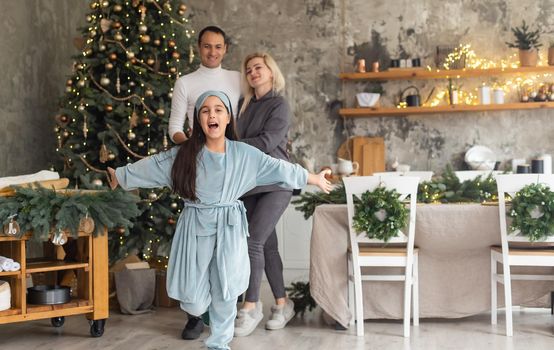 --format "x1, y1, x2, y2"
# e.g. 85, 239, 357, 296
86, 15, 93, 22
168, 40, 176, 47
79, 216, 95, 234
105, 104, 113, 112
113, 4, 122, 12
137, 140, 145, 147
112, 21, 122, 29
146, 58, 155, 65
139, 24, 148, 33
63, 131, 70, 137
140, 35, 151, 44
145, 89, 153, 97
170, 202, 178, 209
126, 51, 135, 59
127, 132, 136, 140
179, 4, 187, 12
84, 48, 93, 56
169, 67, 177, 73
153, 39, 161, 46
114, 32, 123, 41
92, 178, 103, 186
78, 104, 86, 111
130, 58, 137, 64
90, 2, 98, 10
100, 76, 110, 86
105, 62, 114, 69
172, 52, 180, 59
142, 117, 151, 124
178, 10, 185, 16
66, 79, 73, 86
168, 92, 173, 99
148, 148, 157, 154
108, 153, 116, 160
101, 1, 109, 7
90, 30, 97, 37
98, 44, 106, 51
148, 192, 158, 200
156, 108, 165, 116
109, 53, 117, 60
77, 80, 86, 87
